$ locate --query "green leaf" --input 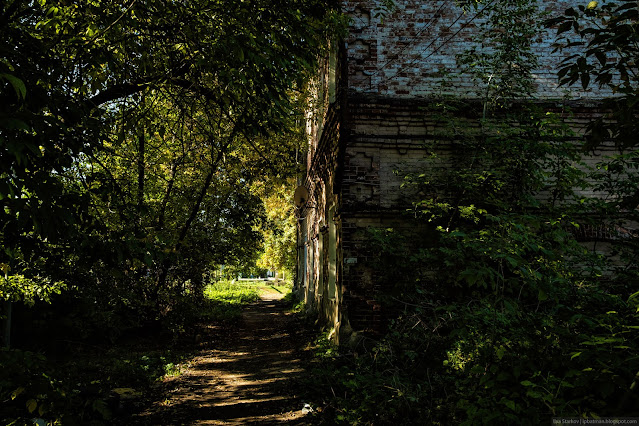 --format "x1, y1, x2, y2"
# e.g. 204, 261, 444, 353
26, 399, 37, 414
470, 364, 484, 374
1, 73, 27, 99
538, 289, 548, 301
11, 387, 25, 400
92, 399, 112, 420
526, 389, 543, 399
581, 72, 590, 89
0, 117, 30, 130
503, 399, 516, 411
557, 21, 573, 35
496, 346, 506, 360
